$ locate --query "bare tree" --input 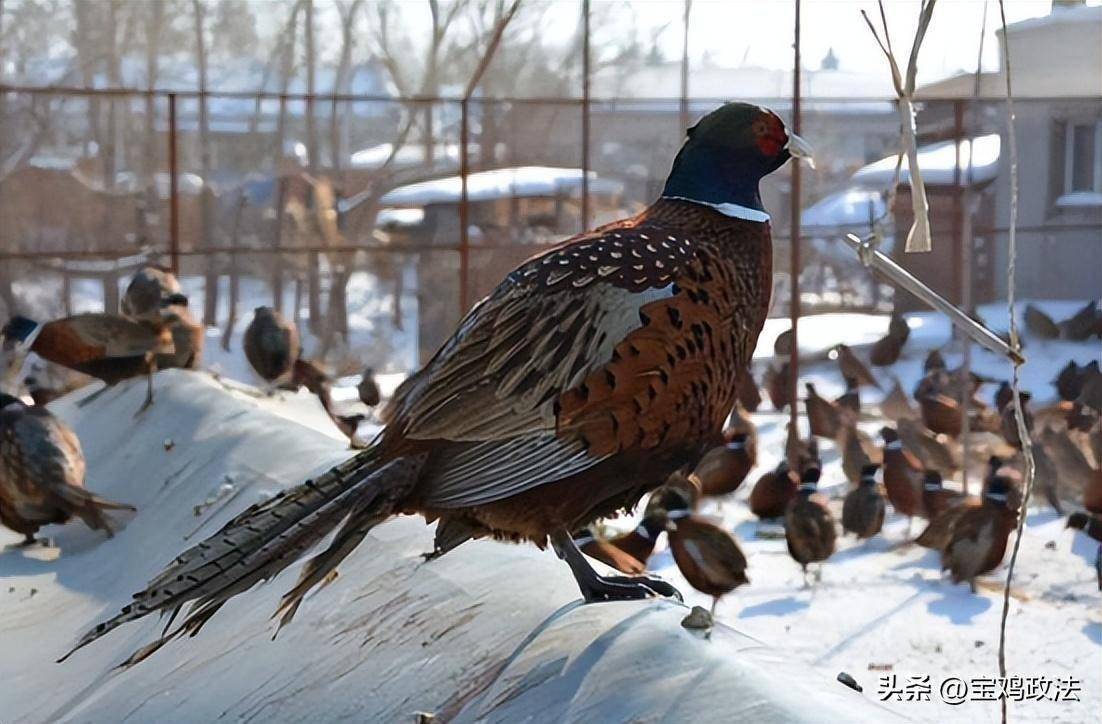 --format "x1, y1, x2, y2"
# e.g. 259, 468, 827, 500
330, 0, 364, 173
271, 0, 304, 315
371, 0, 465, 167
303, 0, 323, 337
193, 0, 219, 325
